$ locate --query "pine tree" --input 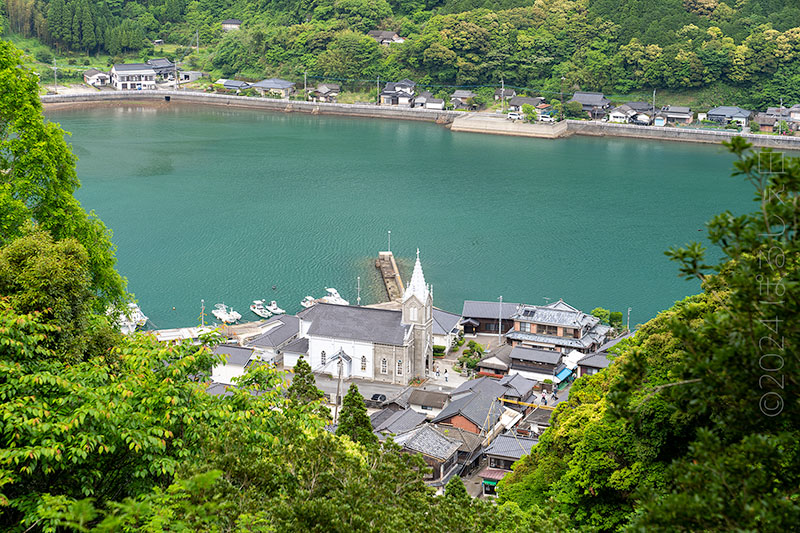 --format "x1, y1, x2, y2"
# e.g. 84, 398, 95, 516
336, 384, 377, 448
287, 356, 330, 420
79, 0, 94, 52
